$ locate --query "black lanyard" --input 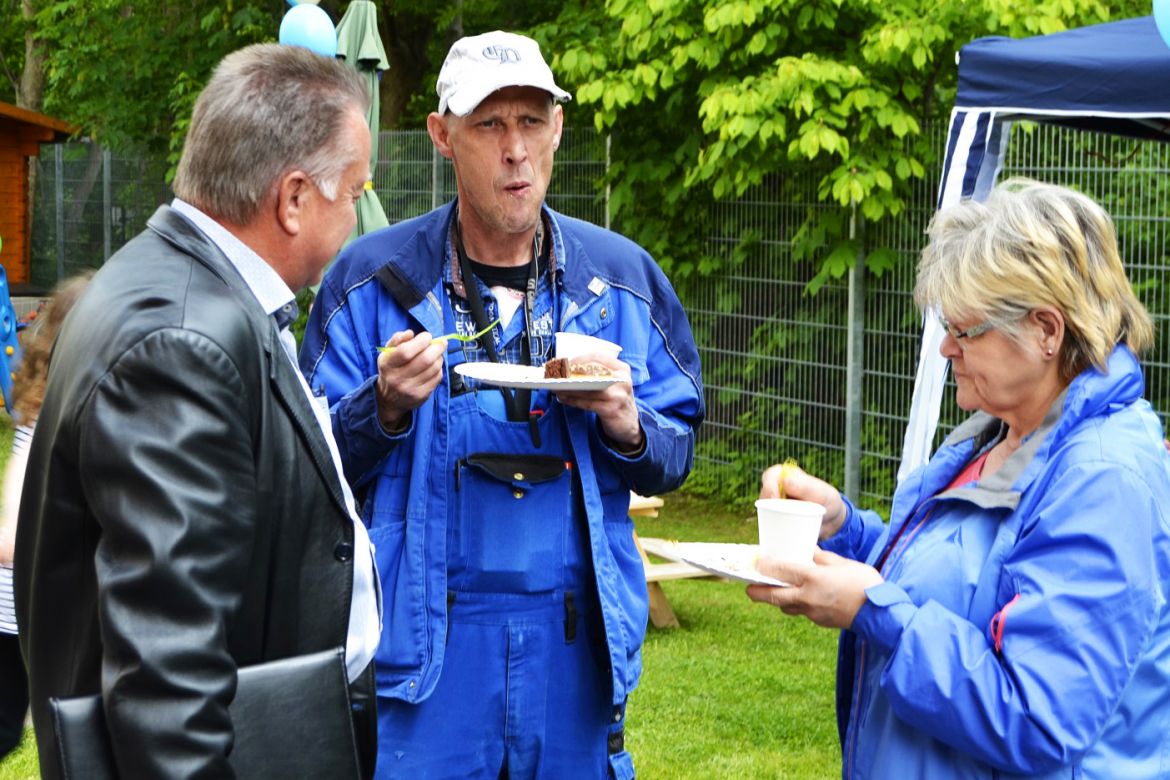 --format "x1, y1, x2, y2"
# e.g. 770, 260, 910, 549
453, 216, 544, 446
